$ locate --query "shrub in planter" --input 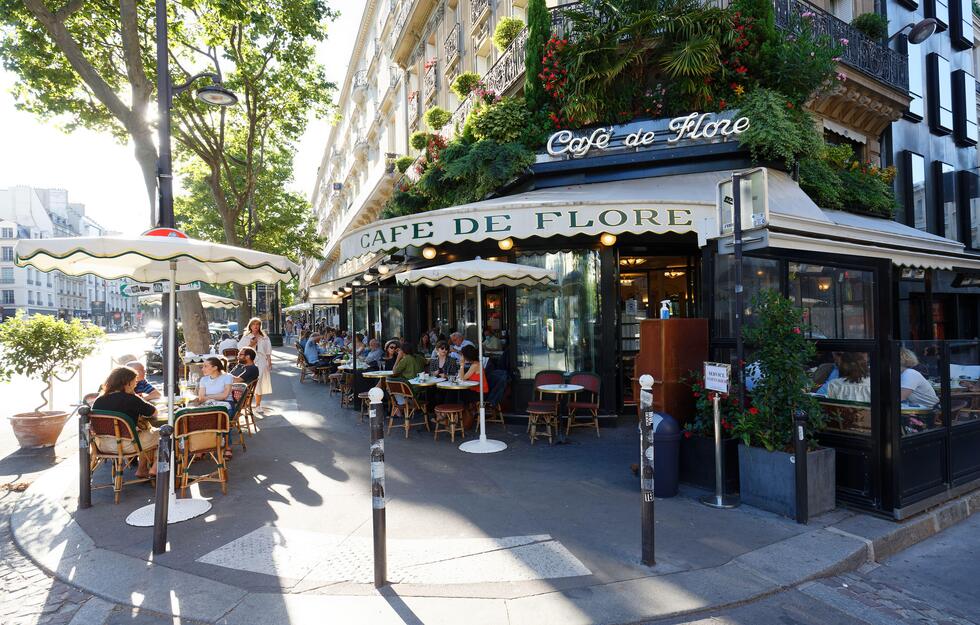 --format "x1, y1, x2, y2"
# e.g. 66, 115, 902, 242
734, 290, 834, 517
493, 17, 525, 52
851, 13, 888, 40
738, 88, 822, 168
450, 71, 482, 99
424, 106, 452, 131
394, 155, 415, 174
0, 314, 103, 447
680, 371, 743, 491
410, 131, 431, 151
